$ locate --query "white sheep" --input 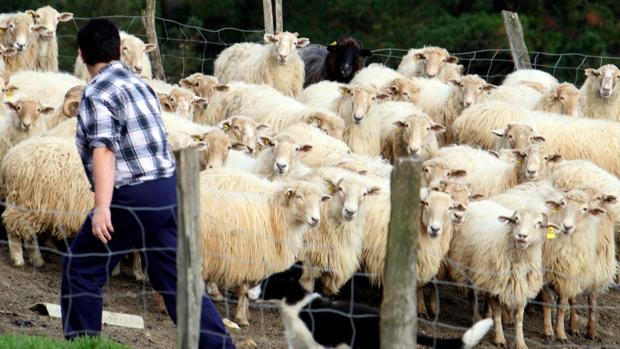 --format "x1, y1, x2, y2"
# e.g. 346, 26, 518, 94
179, 73, 221, 102
397, 46, 462, 82
27, 6, 73, 72
200, 180, 330, 325
213, 31, 309, 97
448, 199, 558, 349
218, 115, 269, 155
0, 97, 53, 163
534, 82, 582, 117
580, 64, 620, 121
278, 123, 351, 168
502, 69, 559, 93
7, 70, 84, 112
45, 85, 84, 130
0, 12, 42, 74
334, 153, 393, 181
74, 31, 155, 80
486, 84, 543, 109
381, 112, 445, 164
252, 133, 313, 181
350, 63, 405, 88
